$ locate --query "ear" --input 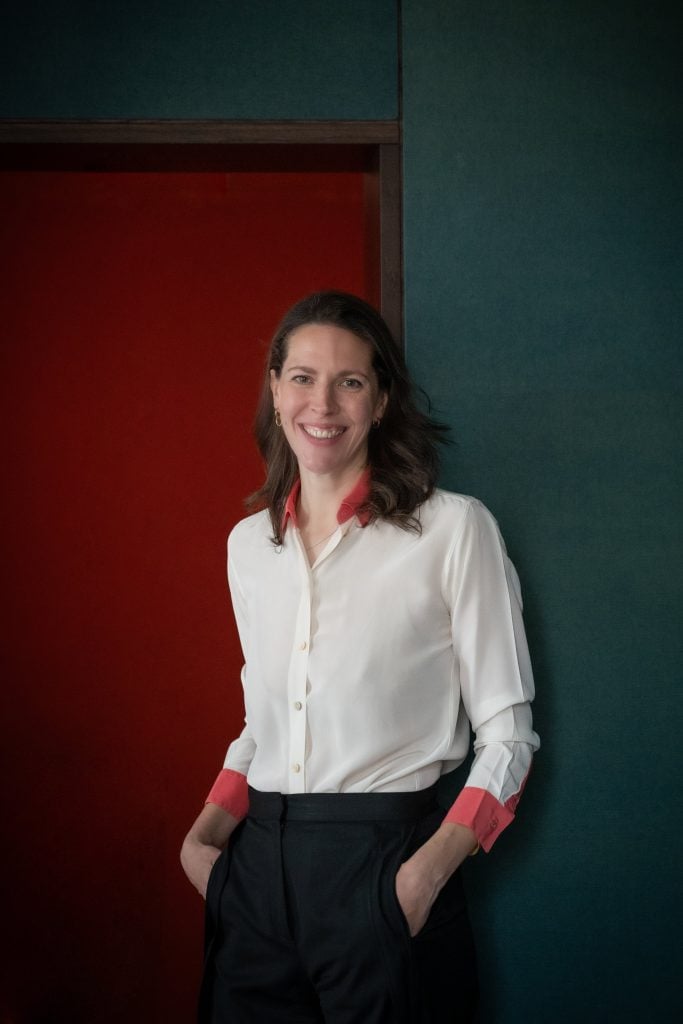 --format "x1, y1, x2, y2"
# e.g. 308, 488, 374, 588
269, 368, 280, 408
374, 389, 388, 422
